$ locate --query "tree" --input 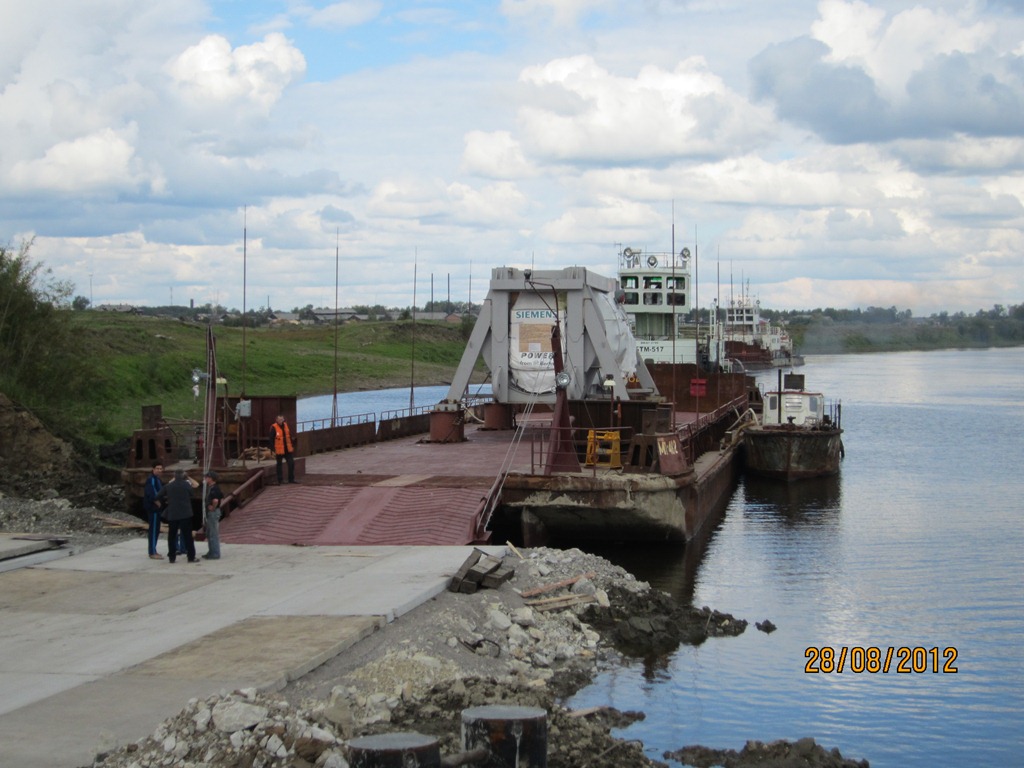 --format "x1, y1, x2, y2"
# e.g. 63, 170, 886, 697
72, 295, 91, 311
0, 240, 87, 419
